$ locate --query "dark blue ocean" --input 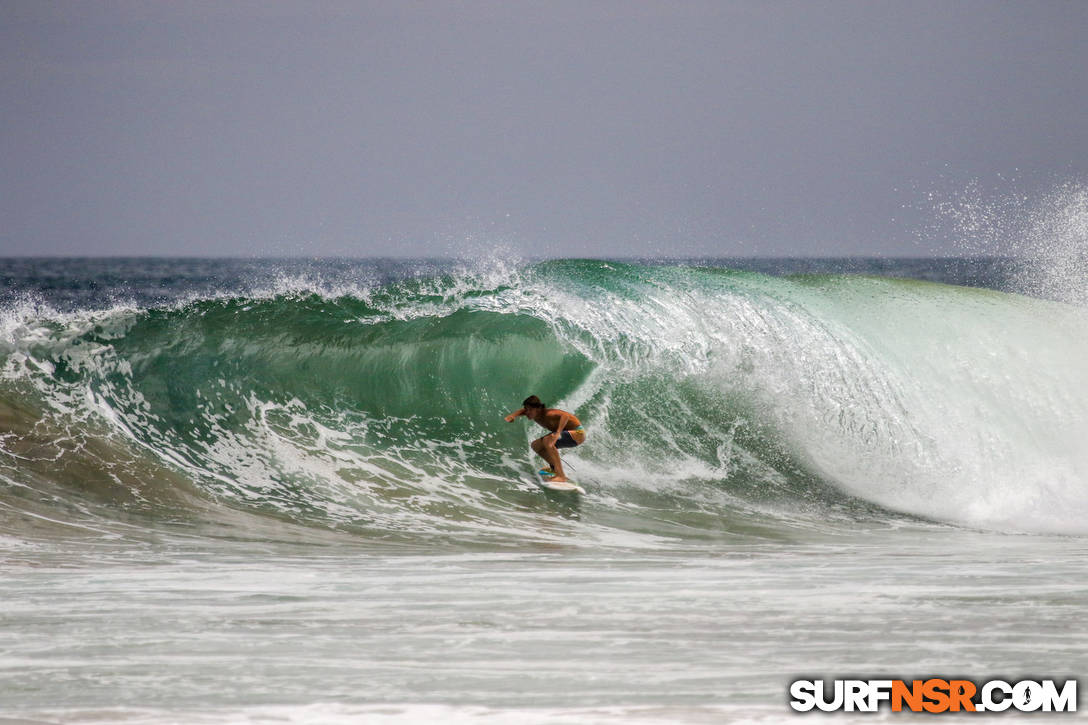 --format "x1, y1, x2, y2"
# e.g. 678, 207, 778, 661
0, 256, 1025, 310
